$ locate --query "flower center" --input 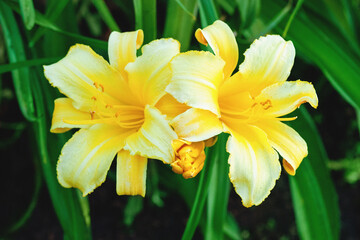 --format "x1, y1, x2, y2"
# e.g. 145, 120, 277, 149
220, 97, 273, 124
89, 82, 145, 129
